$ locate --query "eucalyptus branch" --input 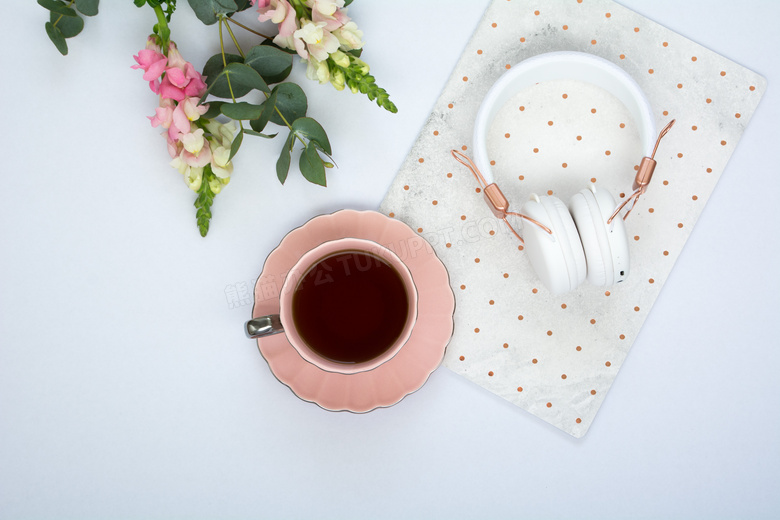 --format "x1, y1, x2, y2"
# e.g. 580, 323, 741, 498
218, 18, 238, 102
43, 0, 387, 234
223, 17, 245, 59
51, 0, 76, 29
214, 16, 308, 149
225, 16, 273, 40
